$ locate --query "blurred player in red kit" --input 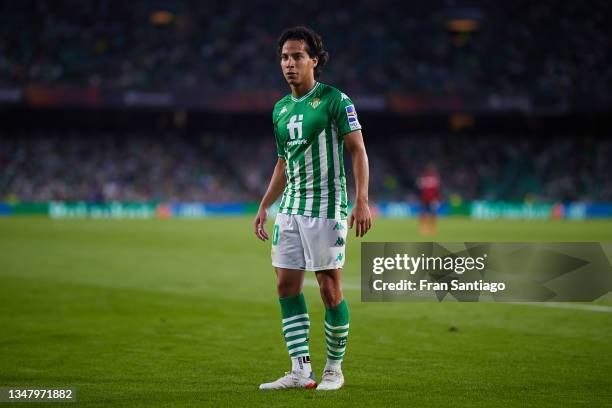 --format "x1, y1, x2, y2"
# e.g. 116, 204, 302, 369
417, 162, 440, 235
